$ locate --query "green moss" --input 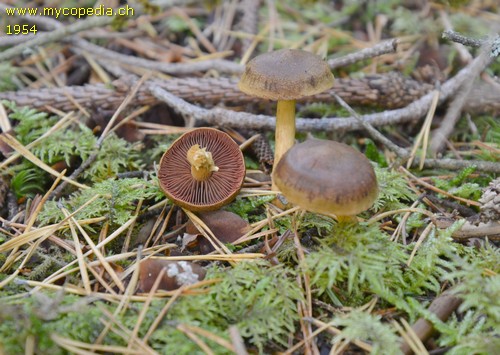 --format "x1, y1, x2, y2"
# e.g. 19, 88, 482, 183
372, 166, 417, 212
152, 260, 302, 353
364, 139, 388, 167
84, 134, 144, 182
205, 260, 301, 351
329, 310, 401, 355
0, 294, 105, 355
432, 166, 486, 201
305, 223, 409, 307
37, 177, 161, 227
2, 103, 146, 203
224, 195, 275, 222
0, 64, 19, 92
0, 260, 302, 354
304, 221, 464, 317
9, 165, 47, 199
